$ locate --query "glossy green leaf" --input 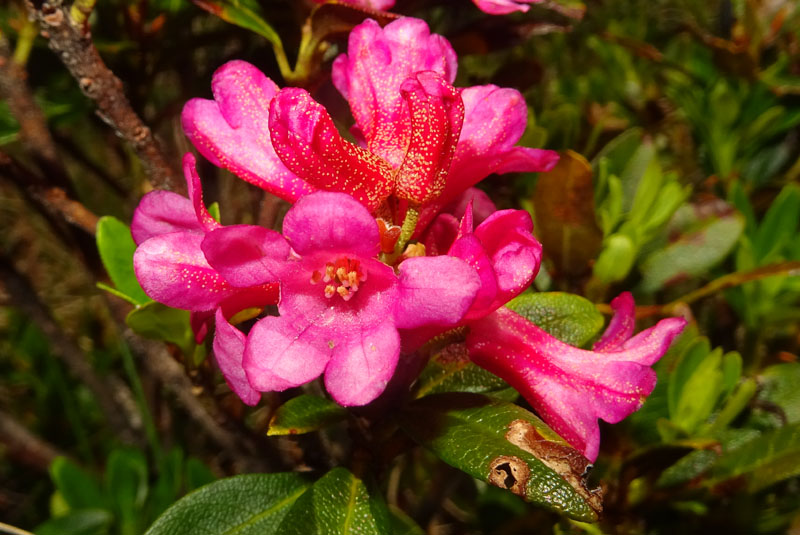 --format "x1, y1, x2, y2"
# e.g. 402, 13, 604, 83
144, 473, 311, 535
639, 211, 744, 292
192, 0, 280, 46
656, 449, 718, 488
267, 394, 348, 436
35, 509, 113, 535
50, 457, 107, 511
593, 233, 636, 284
126, 302, 194, 356
278, 468, 390, 535
755, 363, 800, 425
96, 216, 150, 305
415, 342, 515, 399
399, 393, 602, 522
710, 422, 800, 492
506, 292, 604, 347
